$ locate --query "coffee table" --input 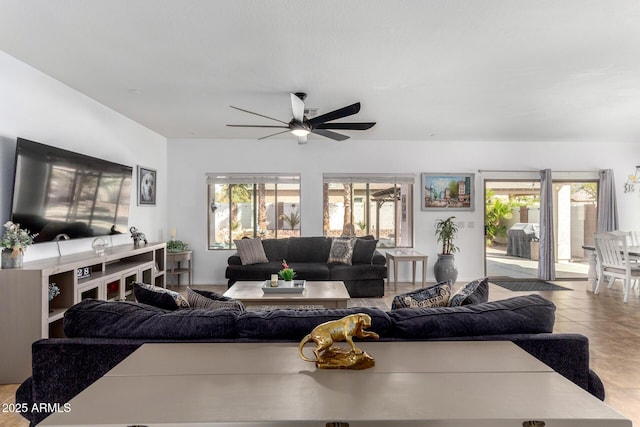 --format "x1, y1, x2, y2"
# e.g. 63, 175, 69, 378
40, 341, 631, 426
223, 280, 350, 308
